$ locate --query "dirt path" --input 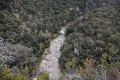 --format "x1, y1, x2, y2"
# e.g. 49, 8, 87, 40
36, 28, 65, 80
